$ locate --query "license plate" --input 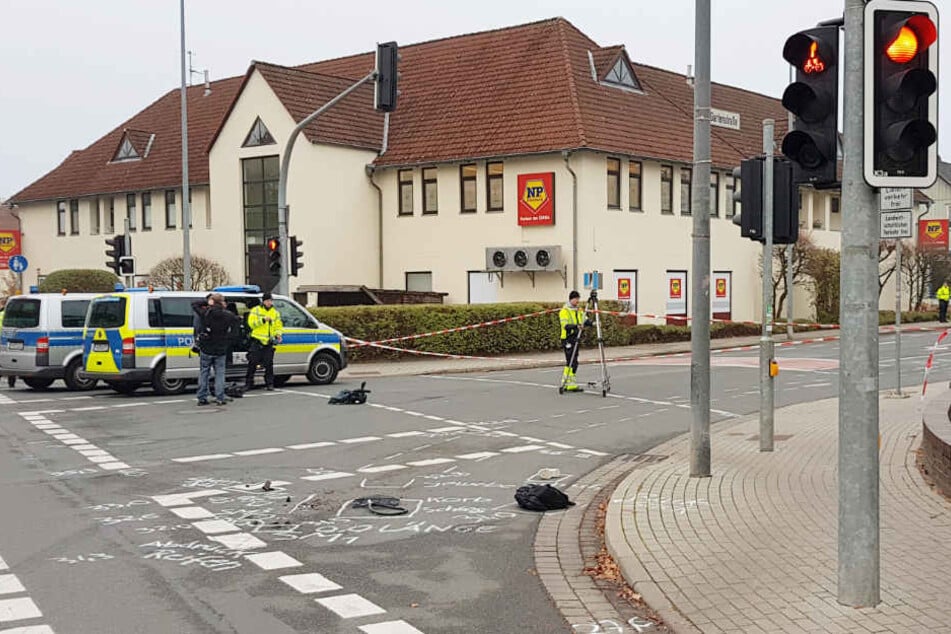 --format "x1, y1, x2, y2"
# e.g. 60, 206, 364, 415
233, 352, 248, 365
93, 342, 109, 352
7, 342, 22, 351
